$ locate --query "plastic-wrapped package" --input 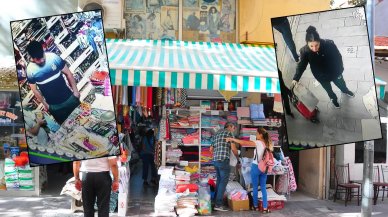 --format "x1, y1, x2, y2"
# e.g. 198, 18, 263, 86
154, 188, 177, 214
197, 184, 212, 215
241, 157, 253, 186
